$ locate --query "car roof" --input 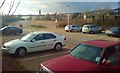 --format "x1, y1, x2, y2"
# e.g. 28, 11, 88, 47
81, 40, 119, 48
110, 27, 120, 29
31, 31, 55, 34
83, 24, 97, 26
